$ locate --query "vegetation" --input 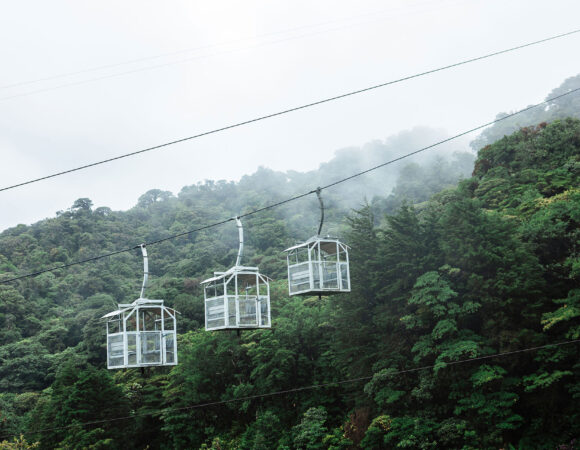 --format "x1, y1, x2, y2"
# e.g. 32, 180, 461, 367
1, 79, 579, 448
